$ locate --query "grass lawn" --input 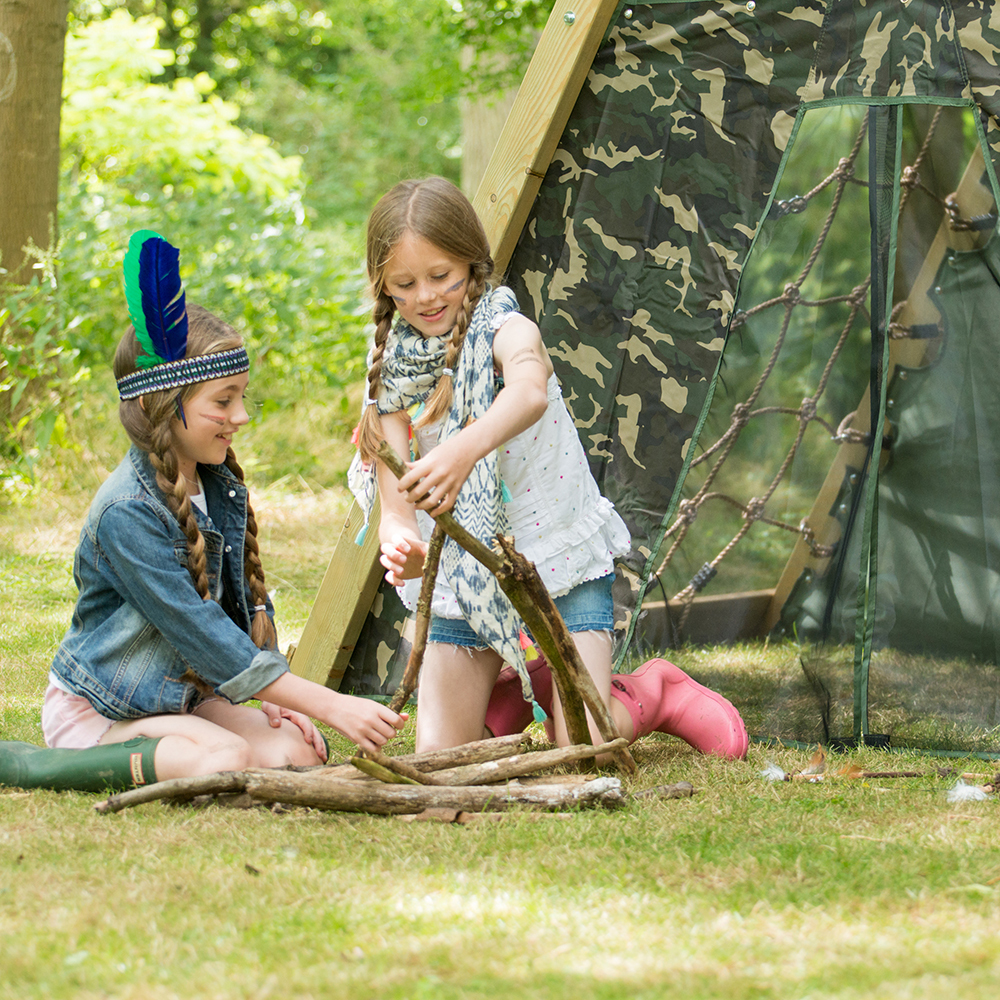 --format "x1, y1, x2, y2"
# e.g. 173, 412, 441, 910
3, 405, 1000, 999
